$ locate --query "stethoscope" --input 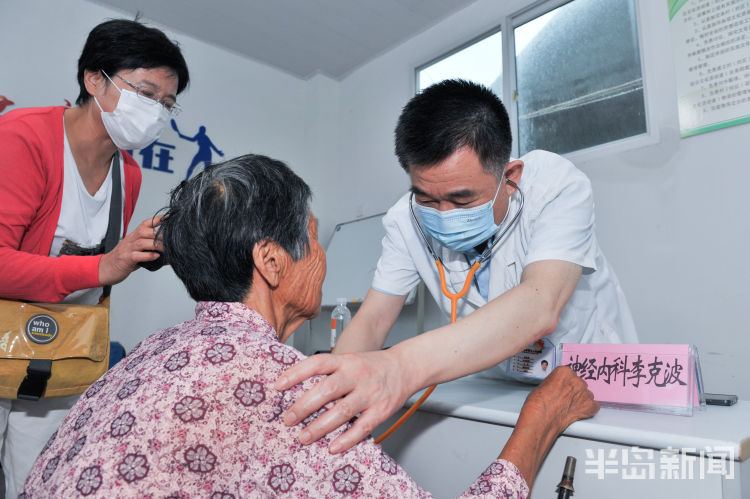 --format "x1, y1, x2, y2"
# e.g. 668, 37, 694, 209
374, 178, 524, 444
